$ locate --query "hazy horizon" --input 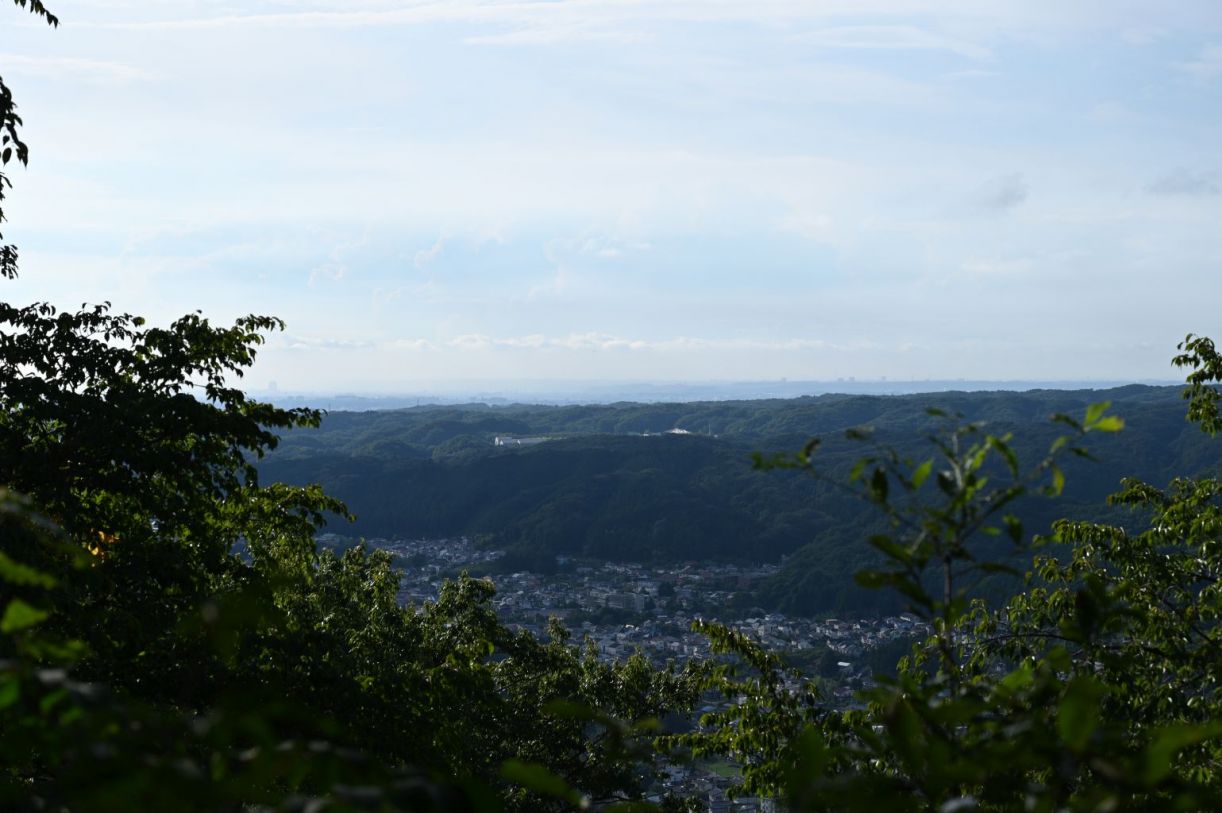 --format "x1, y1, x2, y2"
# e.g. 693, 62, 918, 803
253, 376, 1183, 409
